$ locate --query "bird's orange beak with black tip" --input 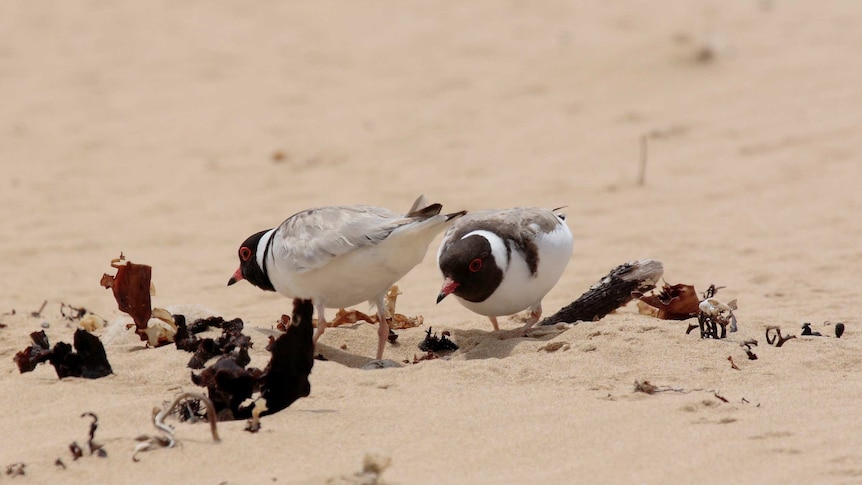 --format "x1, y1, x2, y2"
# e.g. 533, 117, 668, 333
227, 267, 244, 286
436, 277, 459, 303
